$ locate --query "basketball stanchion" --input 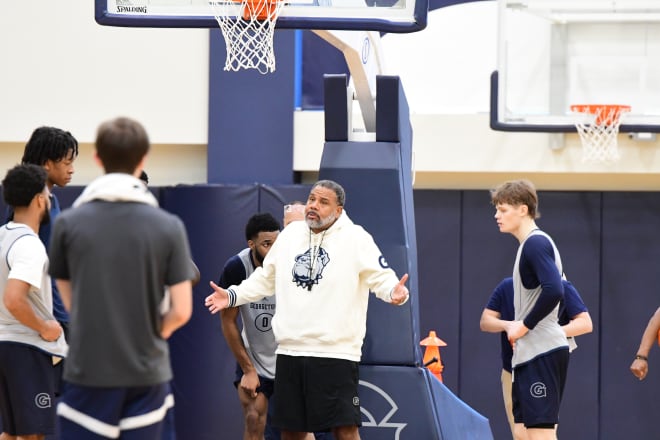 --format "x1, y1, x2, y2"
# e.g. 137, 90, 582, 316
209, 0, 285, 74
570, 104, 631, 164
420, 330, 447, 383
